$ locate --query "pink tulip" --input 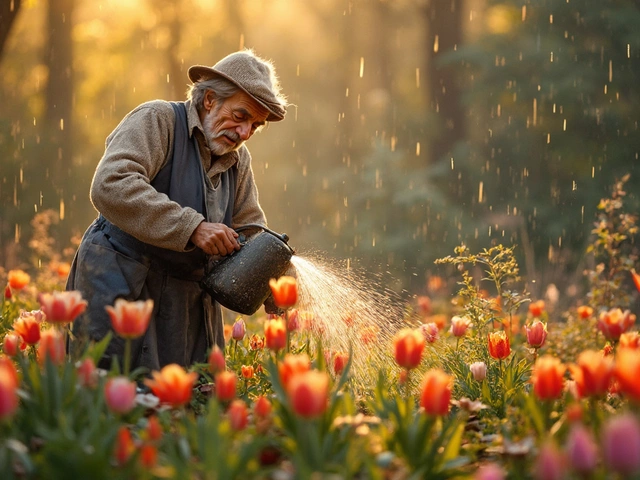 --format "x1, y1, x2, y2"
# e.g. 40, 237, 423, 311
231, 318, 246, 341
534, 442, 566, 480
565, 423, 598, 474
601, 414, 640, 476
104, 377, 137, 414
